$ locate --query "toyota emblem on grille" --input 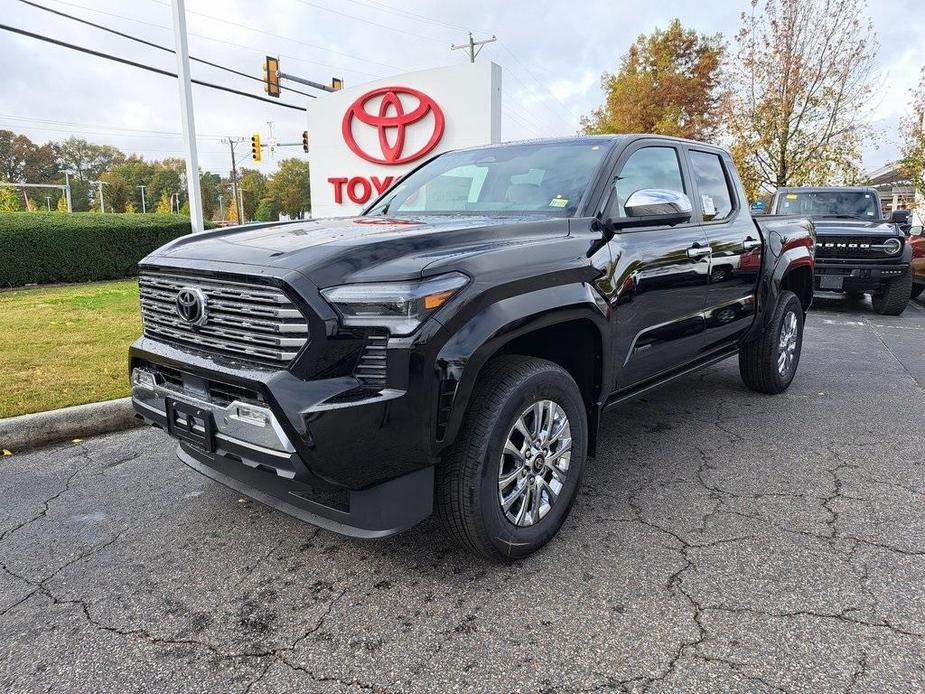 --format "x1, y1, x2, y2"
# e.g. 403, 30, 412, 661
175, 287, 208, 326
